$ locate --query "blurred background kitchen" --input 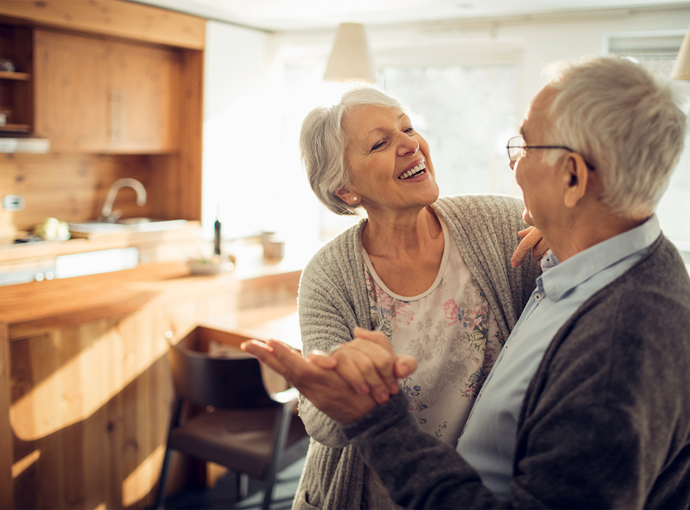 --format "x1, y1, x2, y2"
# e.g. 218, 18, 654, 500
0, 1, 689, 509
